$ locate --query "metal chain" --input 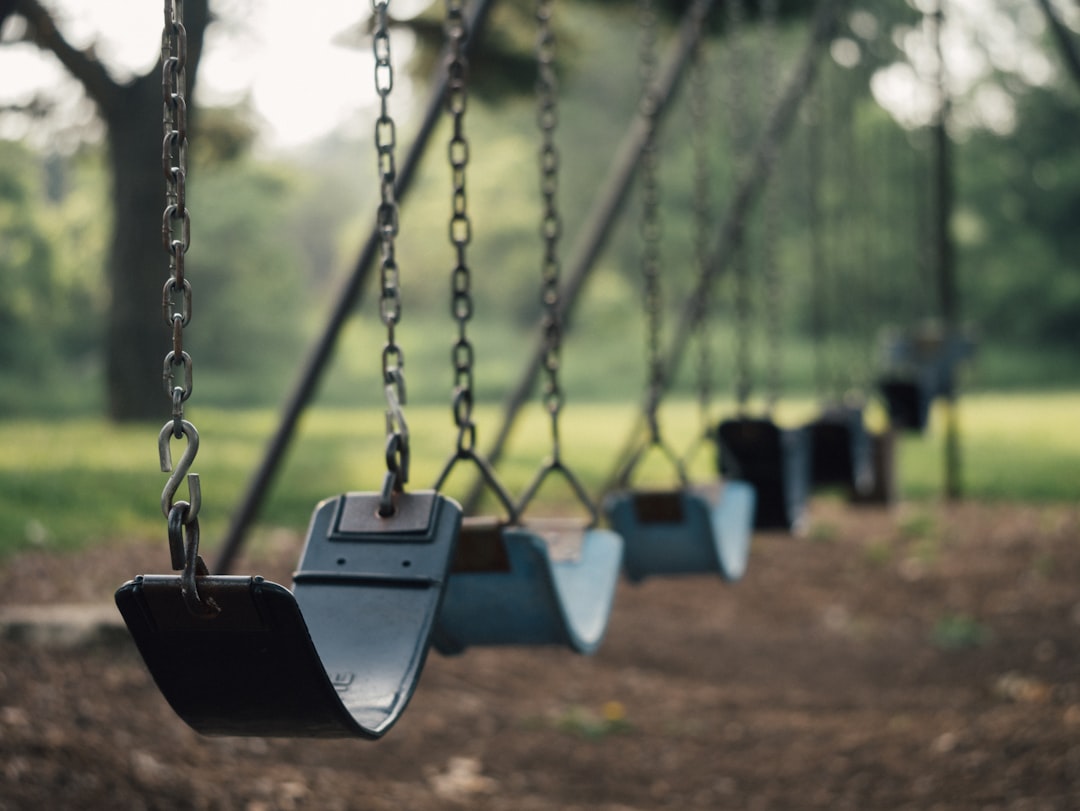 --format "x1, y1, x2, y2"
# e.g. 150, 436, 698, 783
805, 79, 830, 399
726, 0, 752, 411
158, 0, 214, 614
161, 0, 193, 431
445, 0, 475, 455
372, 0, 410, 503
638, 0, 663, 442
689, 37, 713, 435
536, 0, 564, 459
761, 0, 783, 411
